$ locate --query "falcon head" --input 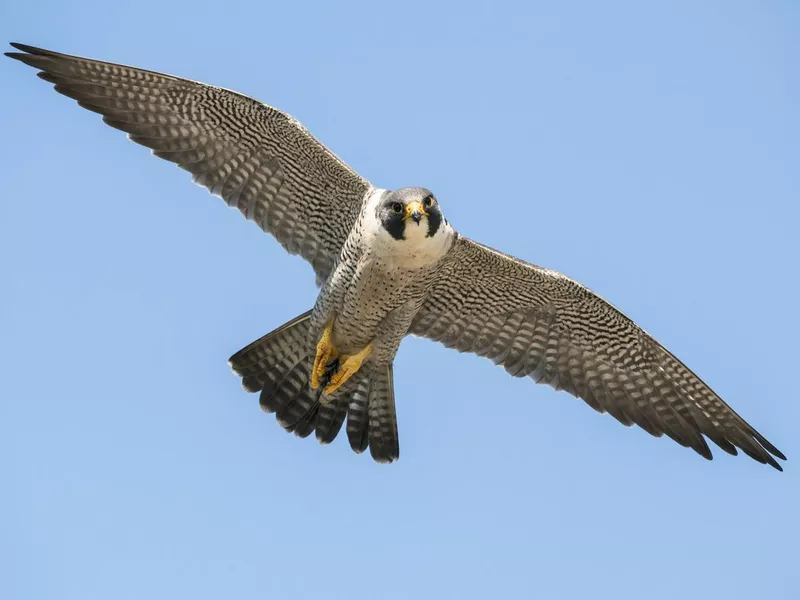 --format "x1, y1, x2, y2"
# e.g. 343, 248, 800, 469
377, 187, 444, 243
